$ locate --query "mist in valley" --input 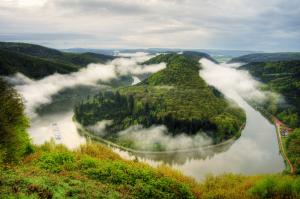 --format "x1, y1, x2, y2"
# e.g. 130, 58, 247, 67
4, 54, 285, 179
